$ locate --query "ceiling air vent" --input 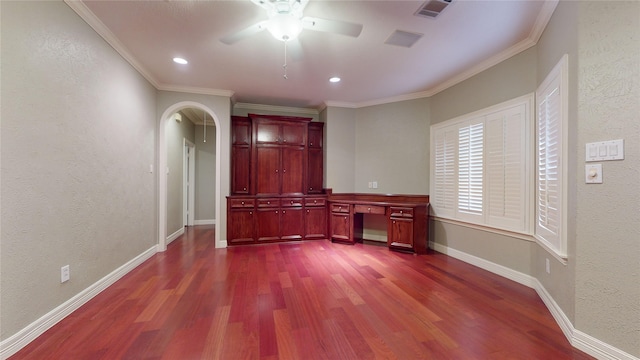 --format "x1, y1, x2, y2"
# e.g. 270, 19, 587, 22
415, 0, 451, 19
384, 30, 424, 48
